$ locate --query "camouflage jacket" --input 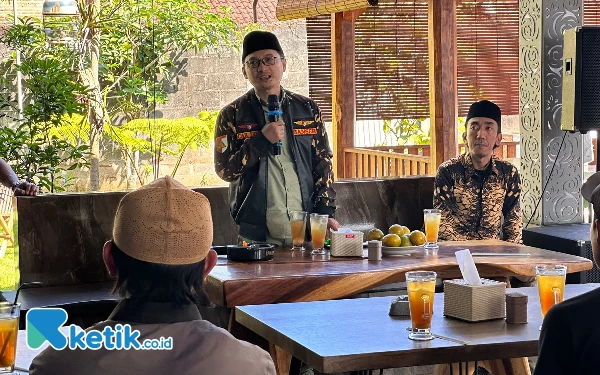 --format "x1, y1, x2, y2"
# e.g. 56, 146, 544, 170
433, 153, 523, 243
214, 88, 336, 241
